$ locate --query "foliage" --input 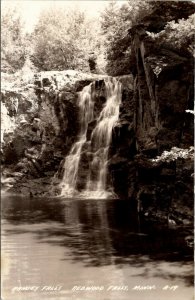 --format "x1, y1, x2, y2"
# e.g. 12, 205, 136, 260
2, 1, 194, 75
100, 0, 153, 76
31, 6, 105, 73
152, 147, 194, 163
1, 3, 27, 73
146, 14, 195, 56
100, 0, 195, 75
